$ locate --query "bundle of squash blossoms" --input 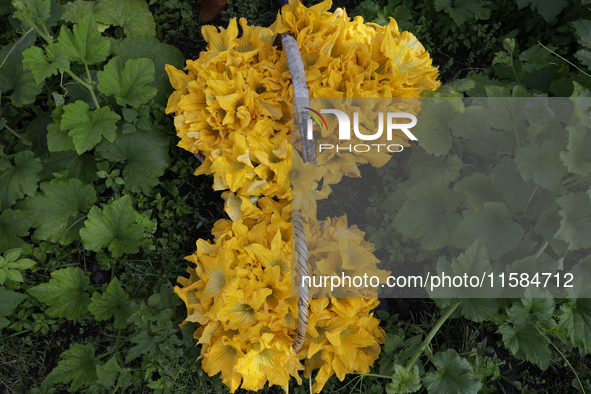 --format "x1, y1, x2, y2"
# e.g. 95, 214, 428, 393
166, 0, 440, 392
